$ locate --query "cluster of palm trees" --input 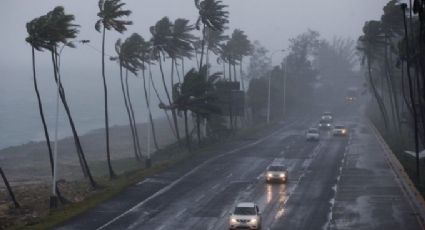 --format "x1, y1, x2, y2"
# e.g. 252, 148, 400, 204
0, 0, 259, 207
357, 0, 425, 181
